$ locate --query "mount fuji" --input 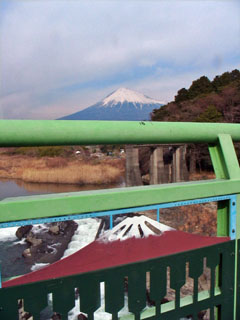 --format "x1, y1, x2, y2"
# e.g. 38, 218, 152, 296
59, 88, 164, 121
